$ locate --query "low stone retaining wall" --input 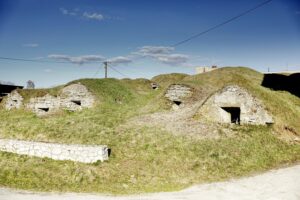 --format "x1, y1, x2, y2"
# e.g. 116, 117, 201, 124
0, 139, 109, 163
